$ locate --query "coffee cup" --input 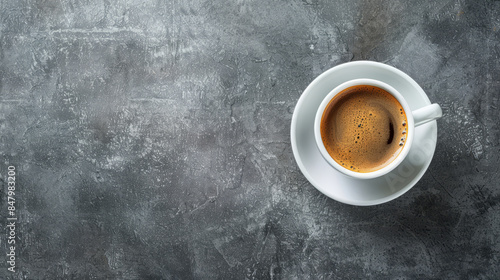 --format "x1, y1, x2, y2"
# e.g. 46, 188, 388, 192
314, 78, 442, 179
